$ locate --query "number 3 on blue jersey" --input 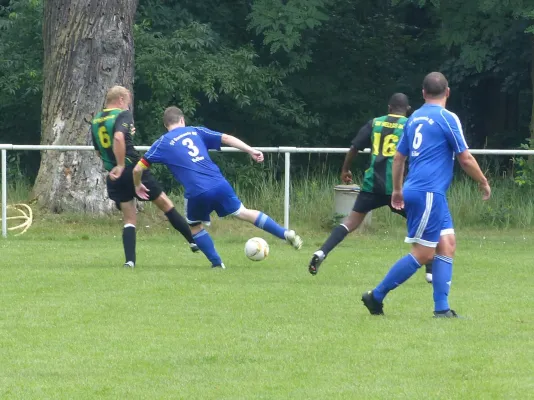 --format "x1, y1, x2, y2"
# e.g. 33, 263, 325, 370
182, 138, 200, 159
